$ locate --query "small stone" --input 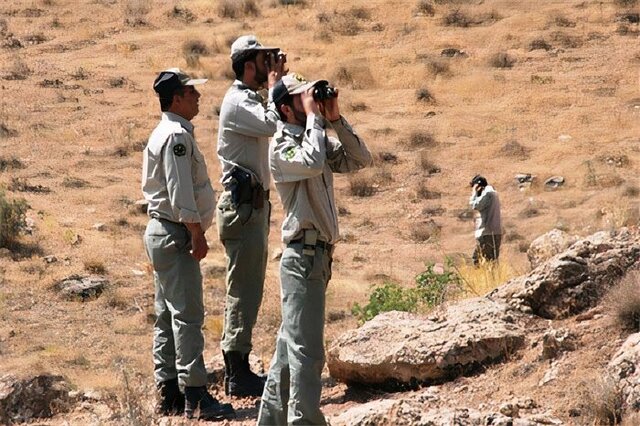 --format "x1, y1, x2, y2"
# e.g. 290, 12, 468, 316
92, 223, 106, 231
43, 255, 58, 264
131, 269, 146, 277
499, 403, 519, 417
558, 134, 572, 142
55, 275, 108, 301
544, 176, 565, 189
134, 199, 149, 214
0, 248, 12, 258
